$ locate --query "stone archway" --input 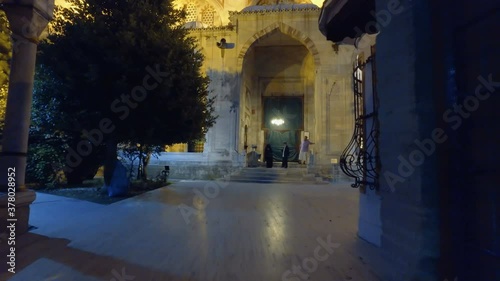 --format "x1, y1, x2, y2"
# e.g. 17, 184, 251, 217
237, 22, 321, 71
238, 25, 317, 161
